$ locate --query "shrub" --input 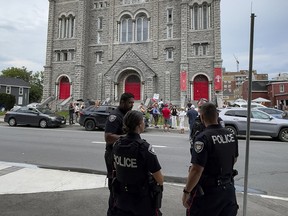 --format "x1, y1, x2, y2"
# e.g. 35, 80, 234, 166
0, 93, 16, 111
